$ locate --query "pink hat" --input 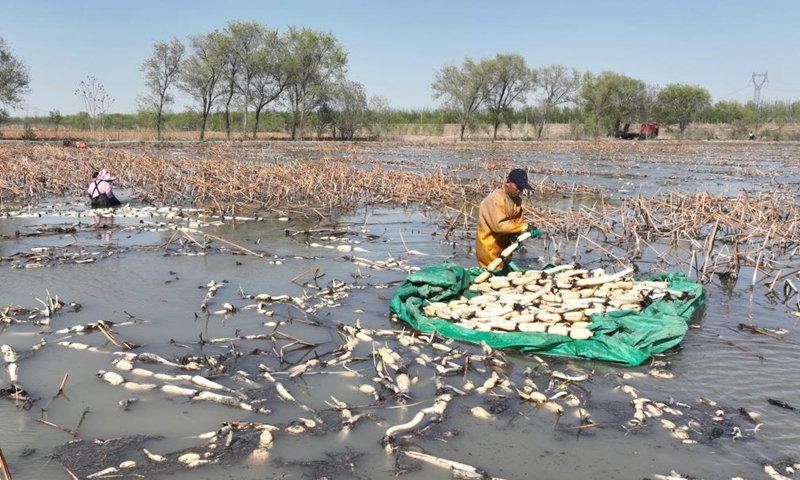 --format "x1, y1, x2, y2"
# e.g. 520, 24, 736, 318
97, 169, 116, 181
